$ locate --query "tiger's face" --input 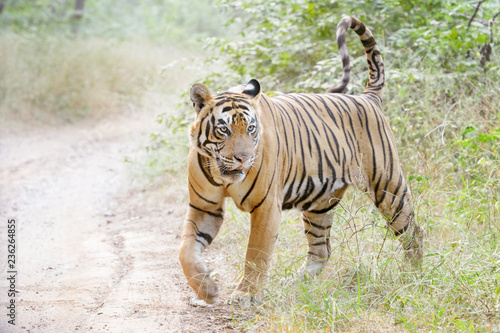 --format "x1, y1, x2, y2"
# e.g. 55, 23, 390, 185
189, 79, 262, 183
